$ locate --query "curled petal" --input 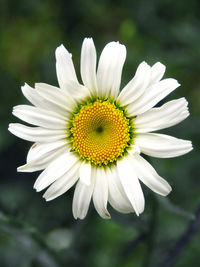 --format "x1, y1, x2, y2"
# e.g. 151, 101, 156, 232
127, 78, 180, 116
135, 98, 189, 133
